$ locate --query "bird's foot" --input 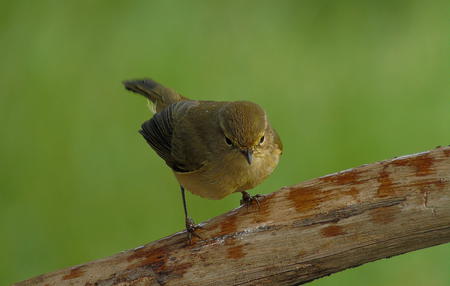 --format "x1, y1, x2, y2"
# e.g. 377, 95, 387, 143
185, 217, 203, 243
240, 191, 262, 209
